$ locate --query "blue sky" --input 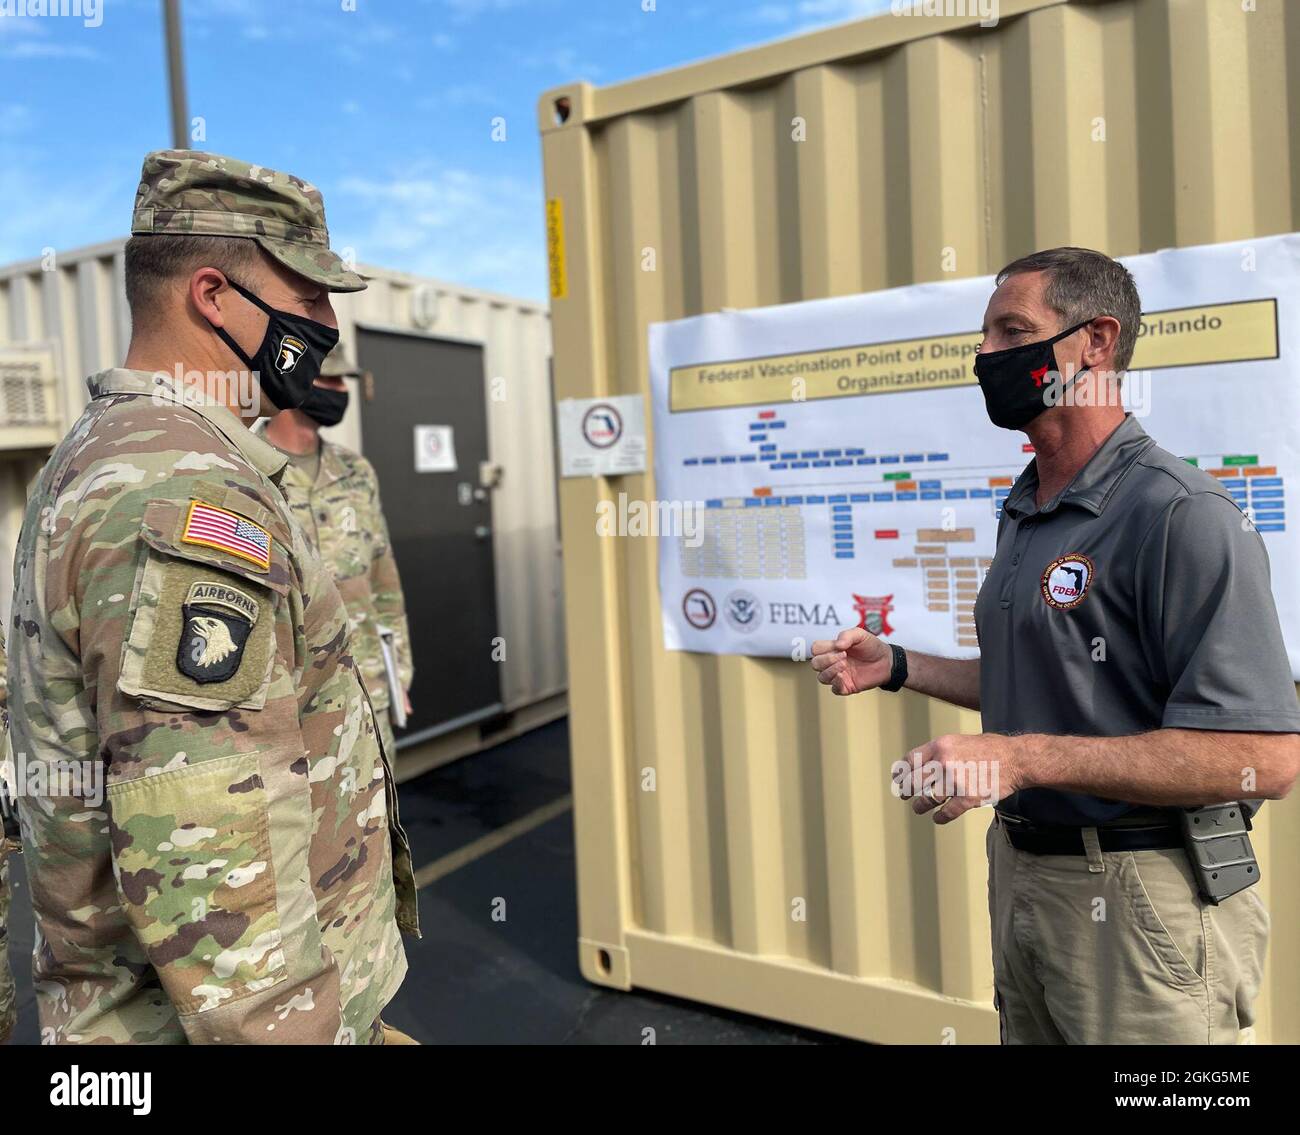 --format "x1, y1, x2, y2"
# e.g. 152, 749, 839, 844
0, 0, 893, 300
